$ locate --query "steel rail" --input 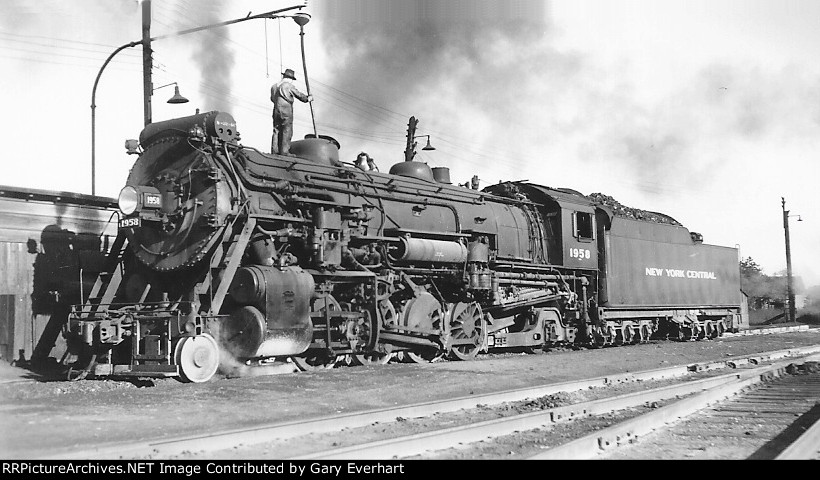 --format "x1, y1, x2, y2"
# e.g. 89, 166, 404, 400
724, 324, 810, 337
775, 416, 820, 460
297, 352, 820, 460
294, 371, 750, 460
531, 353, 820, 460
43, 344, 820, 460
